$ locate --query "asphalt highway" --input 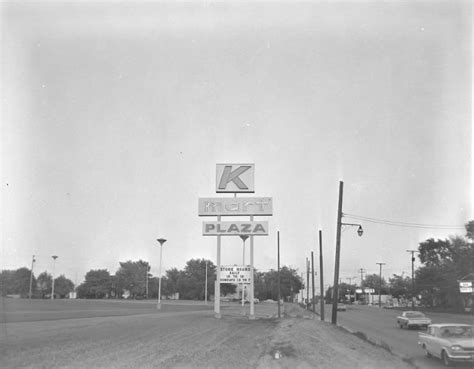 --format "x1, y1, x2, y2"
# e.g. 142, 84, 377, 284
320, 304, 473, 368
